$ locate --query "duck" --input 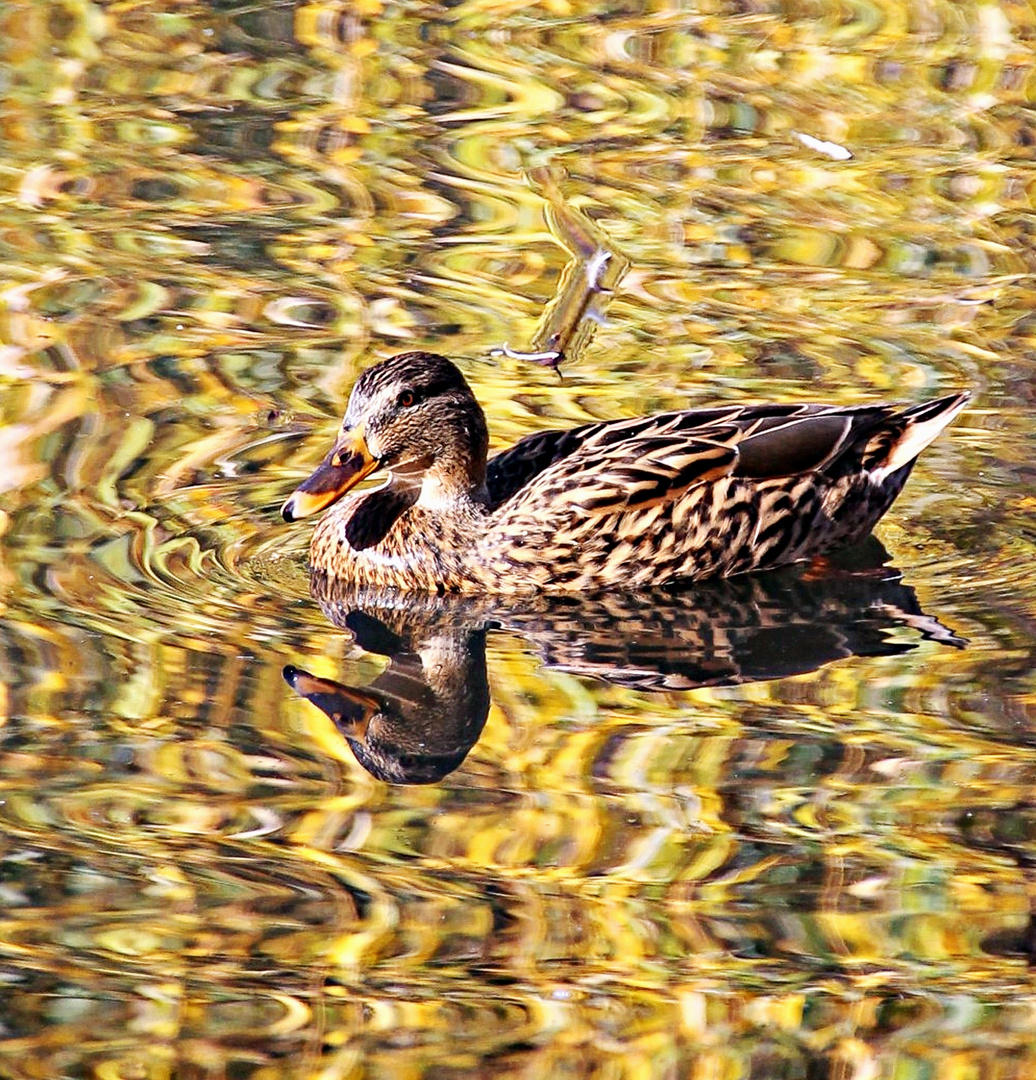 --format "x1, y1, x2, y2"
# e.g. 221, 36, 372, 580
281, 350, 969, 594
